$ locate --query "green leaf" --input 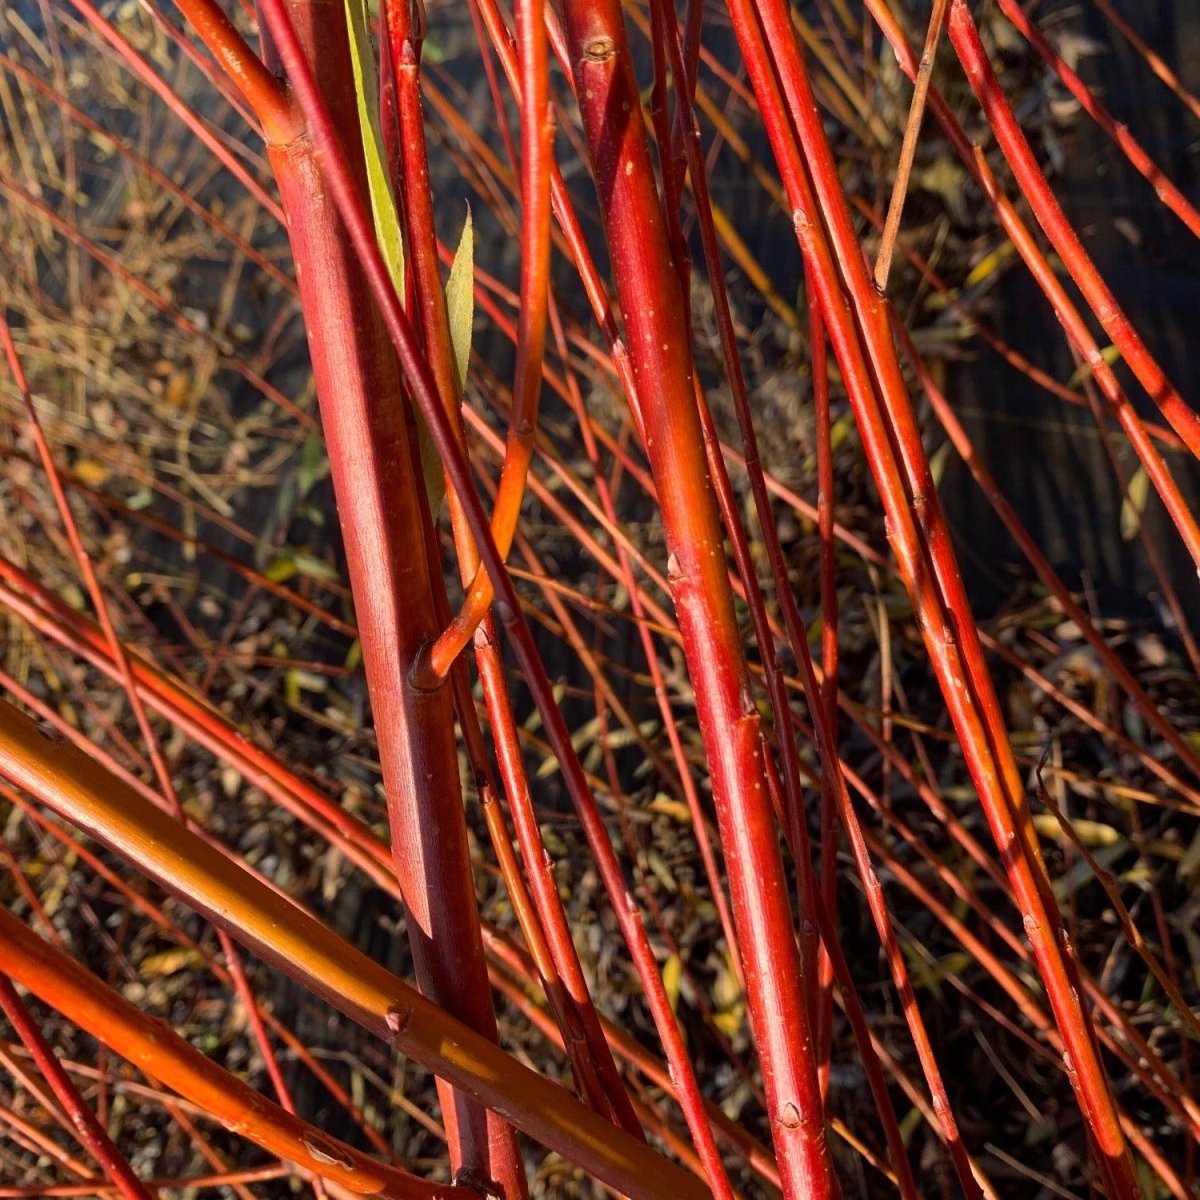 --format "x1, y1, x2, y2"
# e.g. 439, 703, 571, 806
290, 551, 339, 582
1031, 814, 1123, 848
411, 205, 474, 516
928, 437, 953, 489
264, 551, 338, 584
343, 0, 404, 294
264, 555, 297, 584
344, 0, 448, 520
1120, 465, 1150, 542
446, 205, 474, 394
